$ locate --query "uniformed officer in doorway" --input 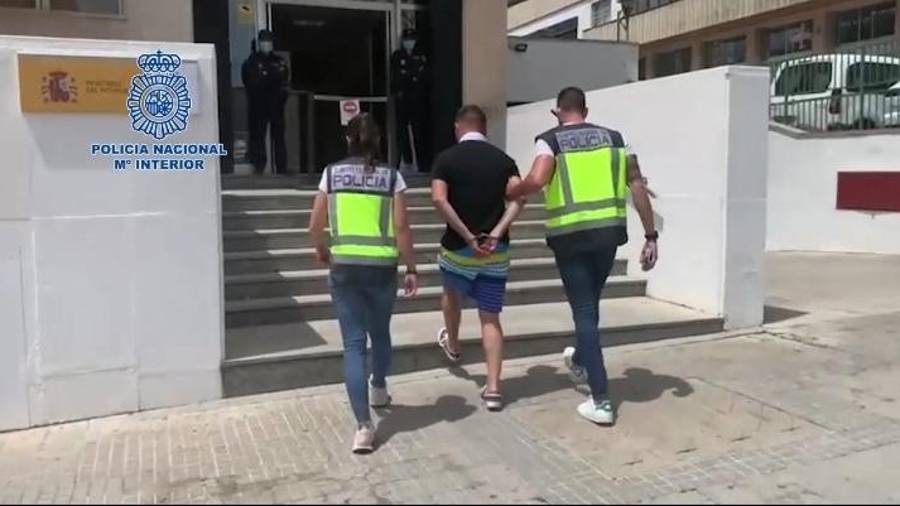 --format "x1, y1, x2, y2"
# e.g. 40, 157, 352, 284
242, 29, 289, 175
391, 28, 430, 173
